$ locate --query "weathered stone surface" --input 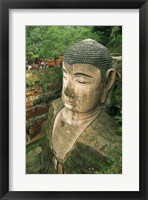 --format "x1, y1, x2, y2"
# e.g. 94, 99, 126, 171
26, 97, 122, 174
26, 68, 62, 142
26, 146, 43, 174
48, 82, 59, 91
26, 113, 48, 127
29, 120, 43, 138
26, 103, 48, 120
26, 145, 50, 174
26, 88, 61, 141
26, 102, 33, 109
62, 142, 109, 174
45, 99, 122, 174
57, 163, 63, 174
26, 89, 61, 105
26, 87, 44, 98
26, 129, 45, 146
26, 113, 48, 139
52, 98, 64, 116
